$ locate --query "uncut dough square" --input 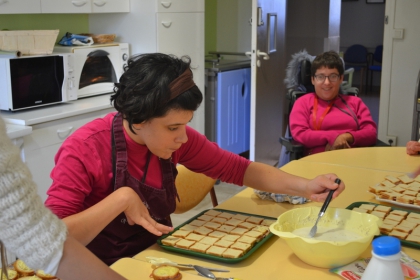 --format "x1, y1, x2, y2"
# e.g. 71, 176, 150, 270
199, 236, 219, 246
